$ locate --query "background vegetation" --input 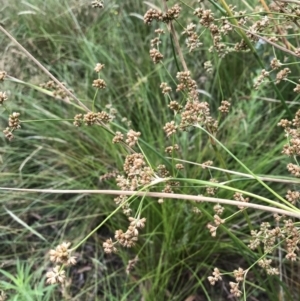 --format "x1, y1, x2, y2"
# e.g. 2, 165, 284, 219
0, 0, 300, 300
